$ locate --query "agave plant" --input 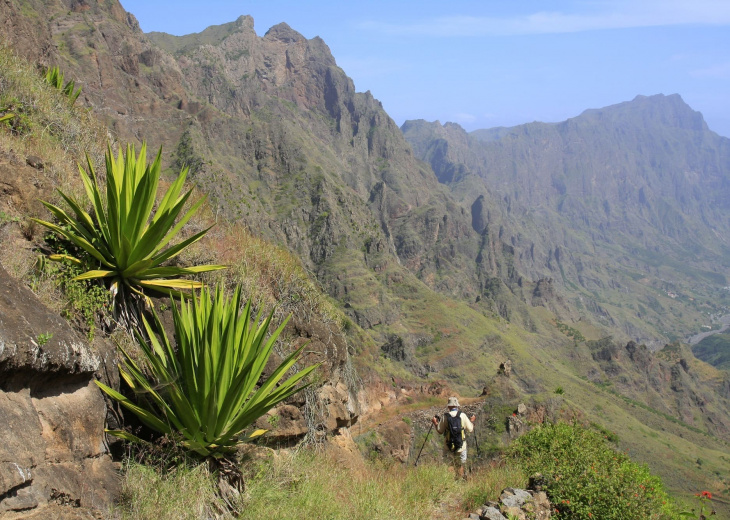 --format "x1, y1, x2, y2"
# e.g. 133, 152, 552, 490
96, 284, 319, 457
33, 143, 225, 317
44, 65, 82, 105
